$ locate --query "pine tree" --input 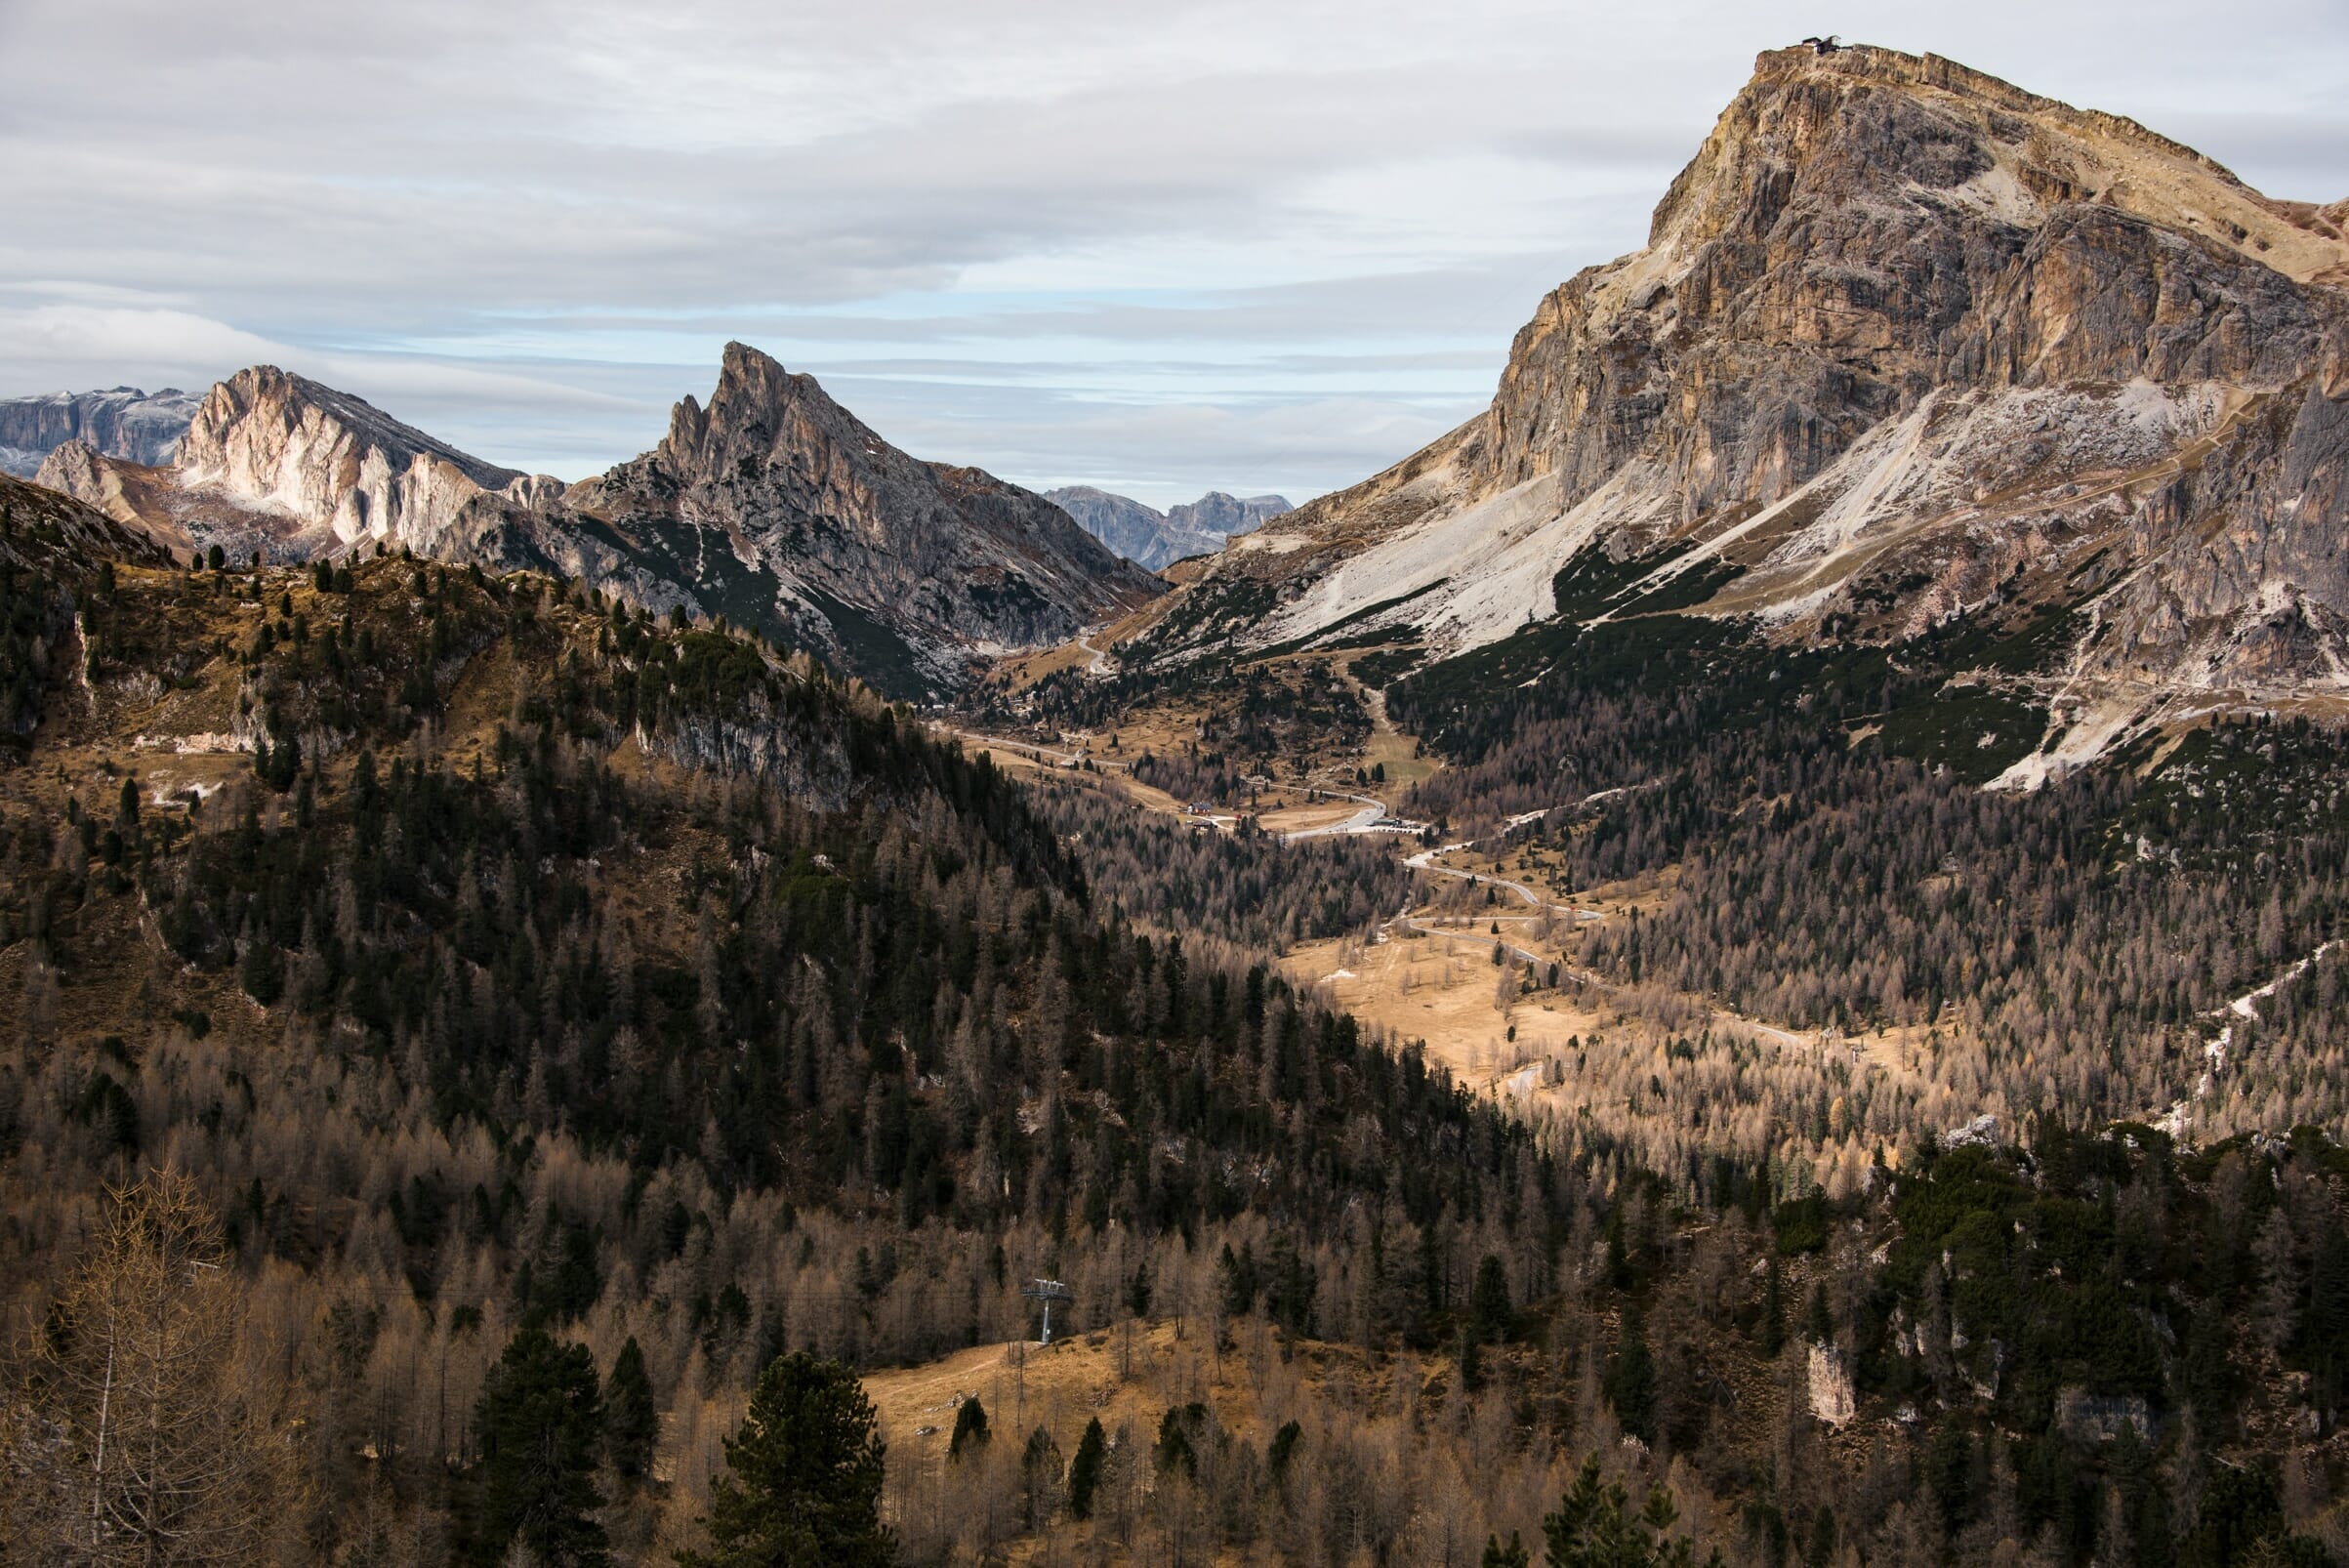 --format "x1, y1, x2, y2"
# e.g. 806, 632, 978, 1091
1067, 1417, 1107, 1519
679, 1351, 892, 1568
471, 1328, 609, 1567
1471, 1253, 1513, 1343
604, 1337, 657, 1485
